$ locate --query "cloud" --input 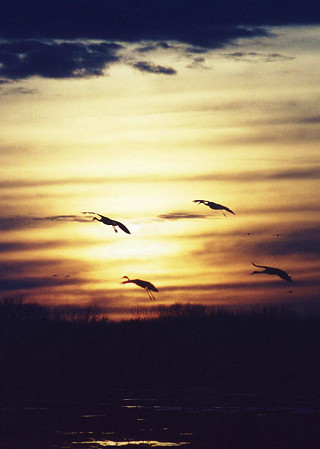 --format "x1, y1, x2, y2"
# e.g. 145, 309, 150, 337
0, 241, 57, 253
0, 166, 319, 196
0, 86, 38, 95
0, 259, 64, 277
135, 41, 175, 53
34, 214, 88, 222
221, 51, 295, 62
131, 60, 177, 75
250, 227, 320, 259
186, 56, 209, 70
298, 115, 320, 124
0, 215, 38, 231
0, 214, 89, 232
0, 237, 92, 254
0, 276, 79, 292
2, 1, 319, 44
188, 166, 320, 183
0, 1, 278, 44
2, 1, 292, 82
1, 0, 320, 83
158, 211, 211, 221
264, 167, 320, 180
0, 40, 122, 80
134, 40, 209, 56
